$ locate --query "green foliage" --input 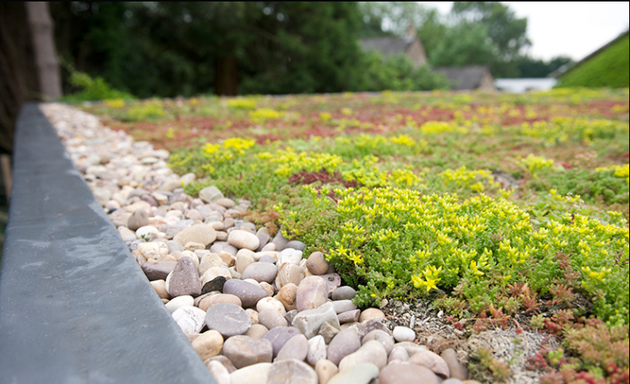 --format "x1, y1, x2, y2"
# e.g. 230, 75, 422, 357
280, 187, 629, 325
429, 22, 496, 68
356, 52, 449, 92
557, 33, 630, 88
122, 100, 167, 122
60, 65, 134, 102
516, 55, 573, 78
451, 2, 530, 77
